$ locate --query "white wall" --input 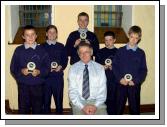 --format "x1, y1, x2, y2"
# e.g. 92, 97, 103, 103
10, 5, 20, 43
122, 5, 132, 35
